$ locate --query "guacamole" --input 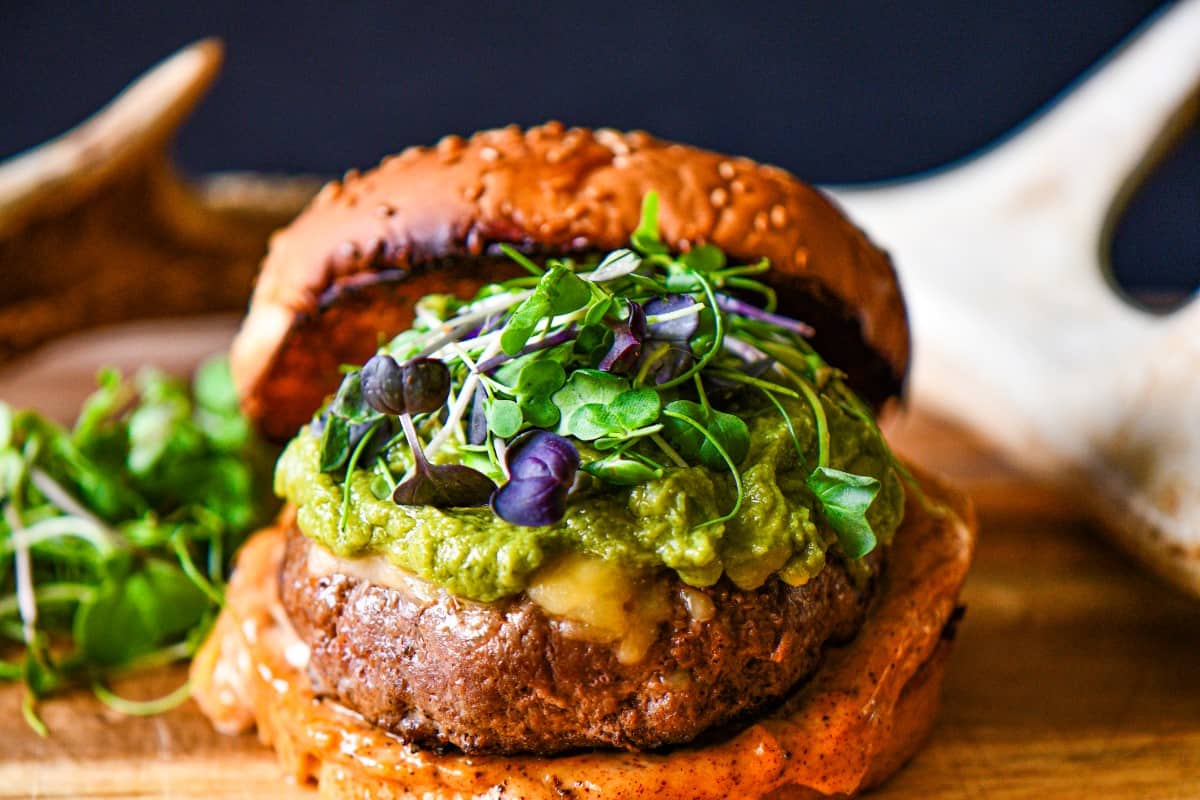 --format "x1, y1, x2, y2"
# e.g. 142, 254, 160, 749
275, 394, 904, 602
